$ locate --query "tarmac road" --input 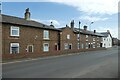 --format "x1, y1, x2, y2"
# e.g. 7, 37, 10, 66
2, 46, 118, 78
